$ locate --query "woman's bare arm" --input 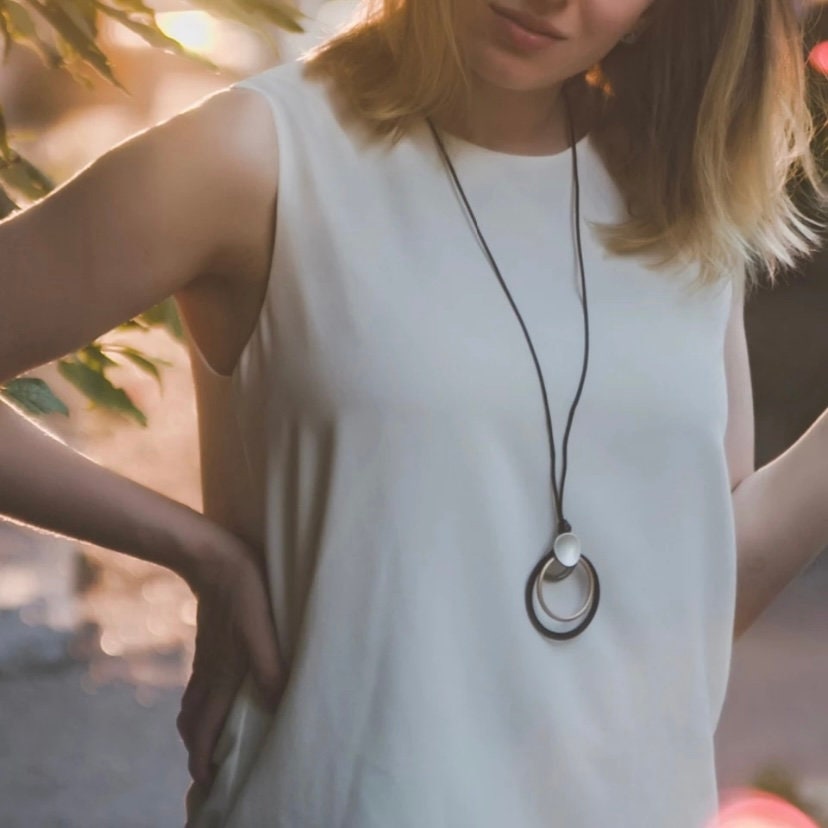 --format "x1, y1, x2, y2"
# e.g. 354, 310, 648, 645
723, 283, 828, 637
0, 89, 285, 782
0, 85, 278, 385
0, 86, 279, 561
0, 397, 211, 582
